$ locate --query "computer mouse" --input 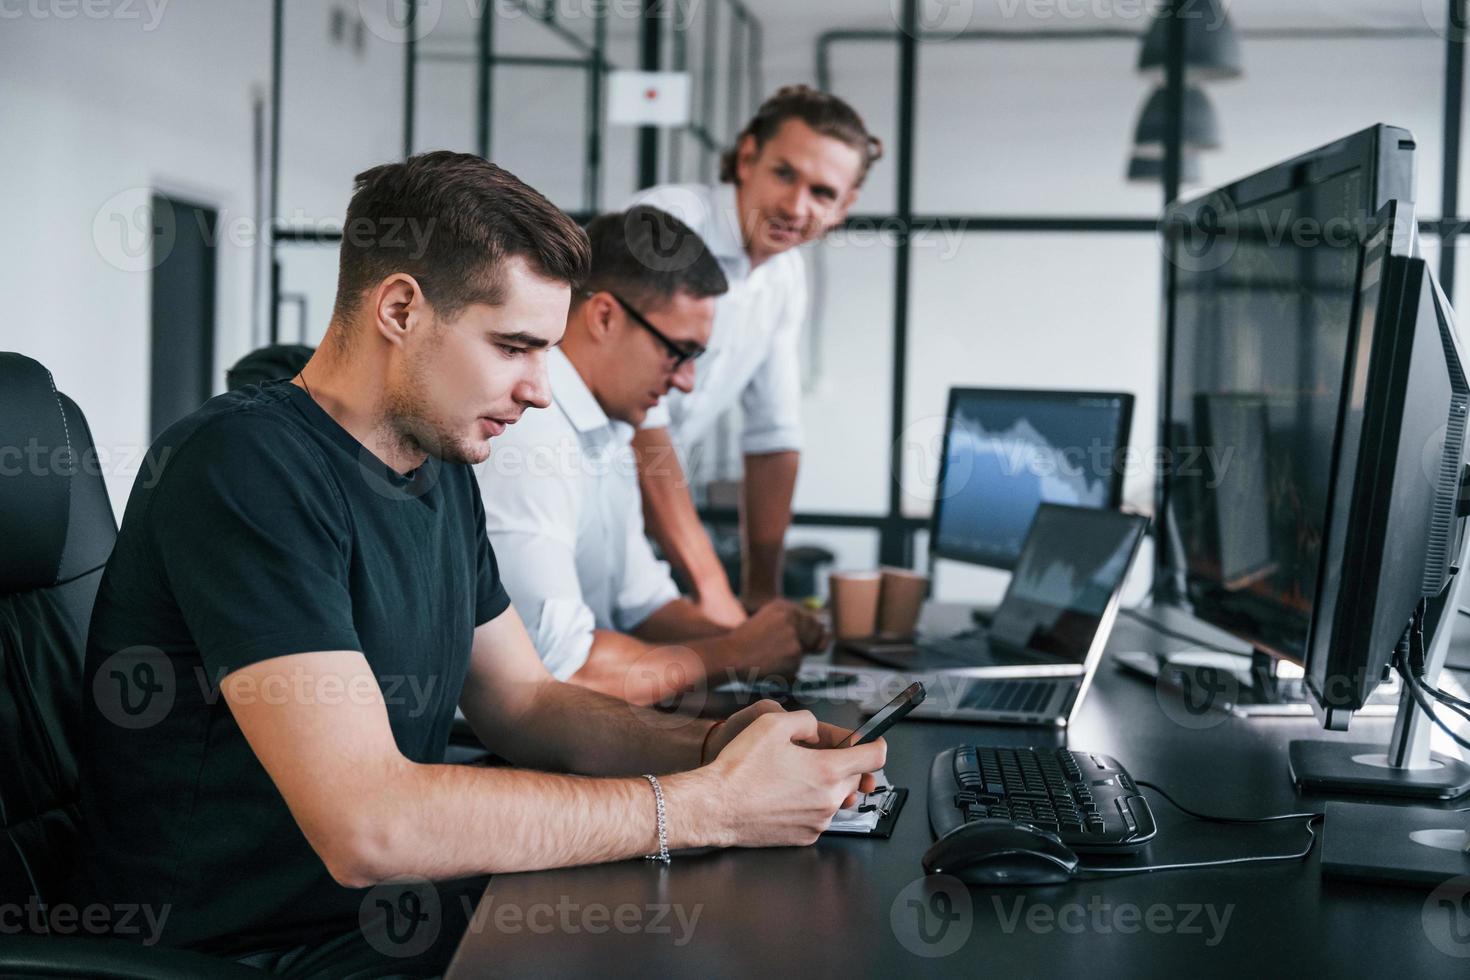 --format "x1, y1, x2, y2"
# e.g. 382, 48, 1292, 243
922, 819, 1080, 886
